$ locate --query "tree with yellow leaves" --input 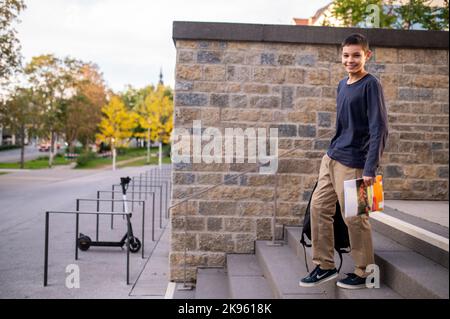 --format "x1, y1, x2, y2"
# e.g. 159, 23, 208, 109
135, 84, 173, 165
97, 96, 137, 170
